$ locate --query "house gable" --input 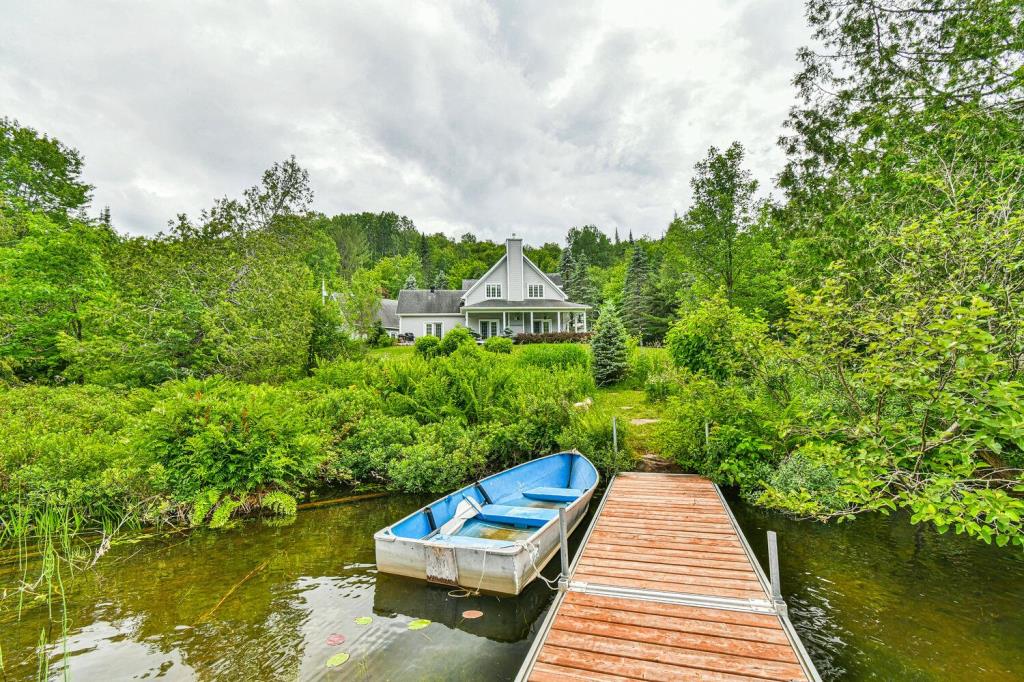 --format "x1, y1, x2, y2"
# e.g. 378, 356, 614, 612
463, 255, 509, 306
522, 256, 566, 301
